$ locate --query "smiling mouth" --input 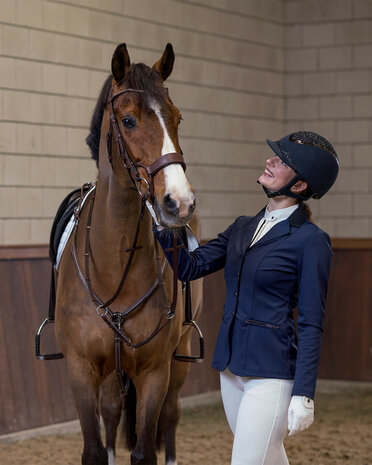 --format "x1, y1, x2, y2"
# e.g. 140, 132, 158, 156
264, 167, 274, 177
